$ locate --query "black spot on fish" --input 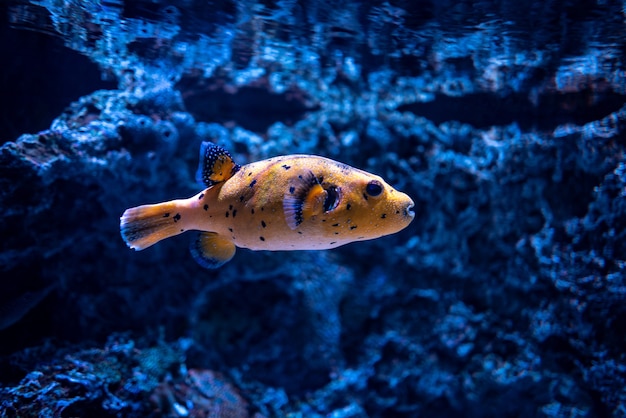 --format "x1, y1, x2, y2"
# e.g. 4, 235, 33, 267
232, 209, 237, 218
261, 207, 265, 211
297, 231, 303, 235
173, 213, 181, 222
248, 172, 252, 176
350, 225, 357, 230
334, 232, 339, 235
239, 196, 244, 202
163, 213, 170, 218
381, 213, 387, 219
282, 164, 291, 170
289, 186, 295, 194
249, 179, 257, 188
261, 220, 266, 228
251, 208, 255, 214
228, 227, 233, 232
337, 162, 351, 173
225, 212, 229, 218
229, 205, 233, 210
180, 229, 184, 232
204, 204, 209, 211
330, 241, 337, 245
332, 223, 339, 227
346, 203, 351, 210
199, 193, 204, 200
298, 175, 303, 179
396, 210, 400, 214
260, 236, 265, 241
363, 193, 369, 201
